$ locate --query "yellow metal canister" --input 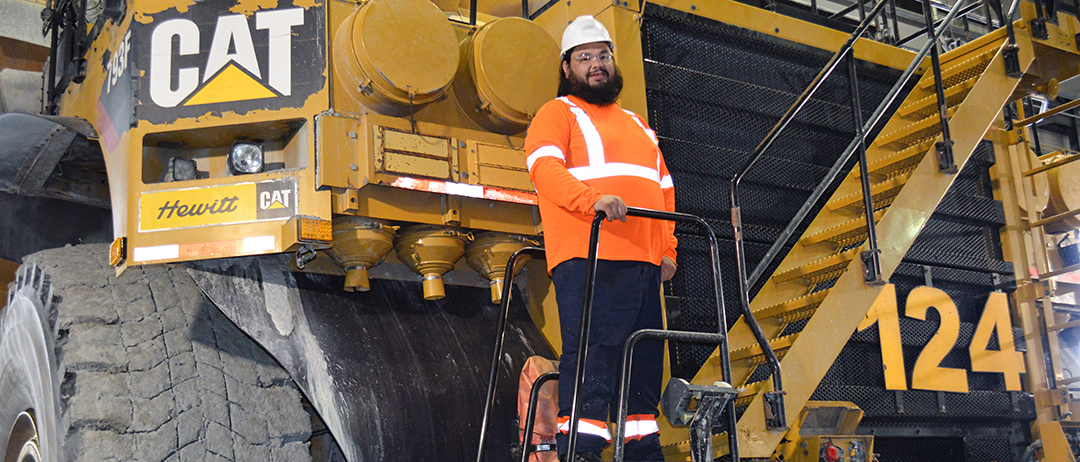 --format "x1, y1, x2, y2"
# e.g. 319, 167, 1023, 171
465, 232, 538, 304
394, 225, 471, 300
1044, 153, 1080, 234
333, 0, 459, 116
453, 17, 560, 134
